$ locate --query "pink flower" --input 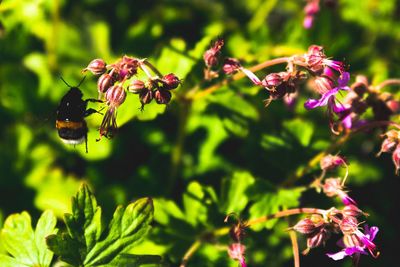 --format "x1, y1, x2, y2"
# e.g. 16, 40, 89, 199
327, 225, 379, 265
228, 243, 247, 267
